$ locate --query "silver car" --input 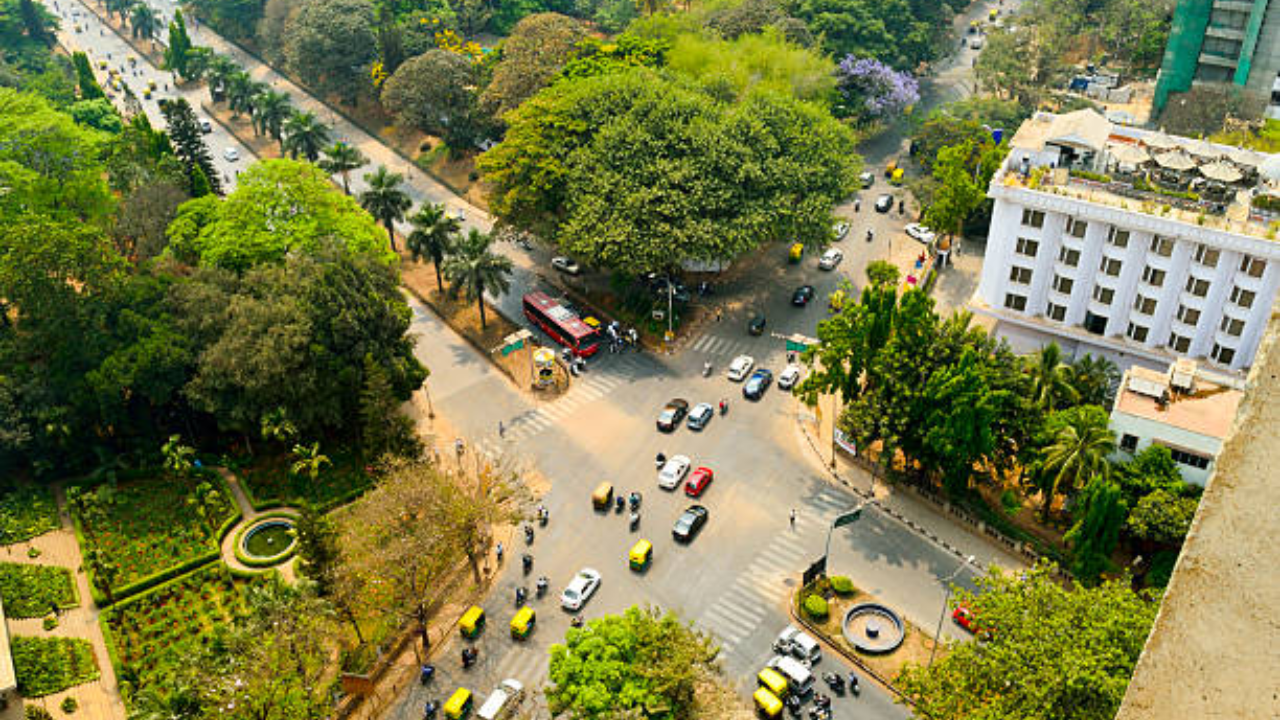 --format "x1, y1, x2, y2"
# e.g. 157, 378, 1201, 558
560, 568, 602, 611
658, 455, 692, 490
819, 248, 844, 270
